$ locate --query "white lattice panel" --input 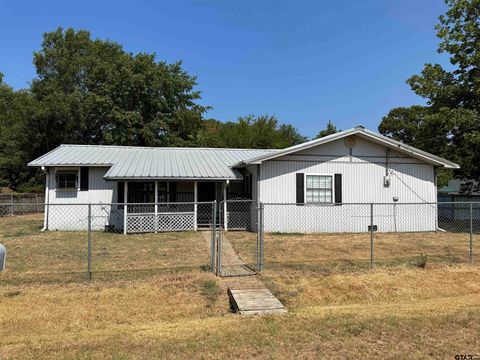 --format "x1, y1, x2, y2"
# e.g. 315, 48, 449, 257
157, 213, 195, 232
127, 214, 156, 233
127, 212, 195, 233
